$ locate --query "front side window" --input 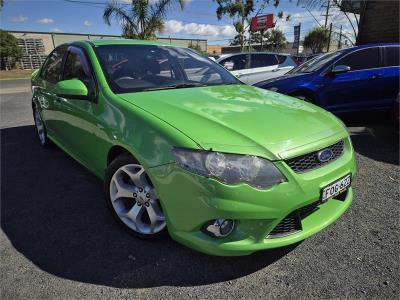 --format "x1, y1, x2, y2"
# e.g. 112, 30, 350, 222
95, 45, 240, 93
335, 47, 380, 71
384, 46, 400, 67
41, 46, 66, 83
250, 54, 278, 68
63, 49, 95, 95
288, 50, 345, 74
219, 54, 248, 71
